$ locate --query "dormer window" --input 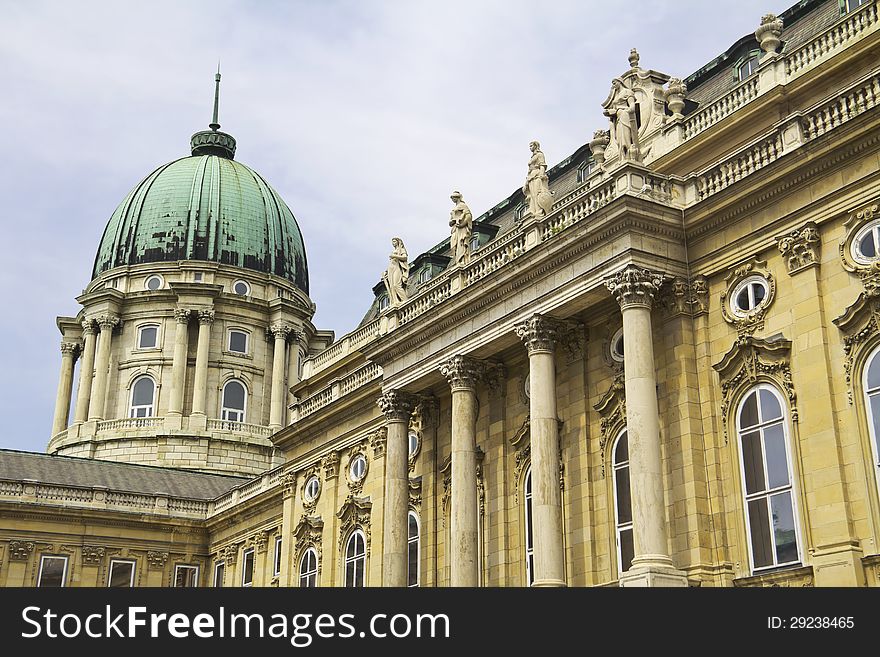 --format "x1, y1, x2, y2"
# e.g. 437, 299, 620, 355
378, 295, 390, 311
847, 0, 870, 11
514, 202, 528, 222
418, 268, 432, 284
738, 55, 760, 81
470, 235, 481, 252
576, 160, 593, 183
